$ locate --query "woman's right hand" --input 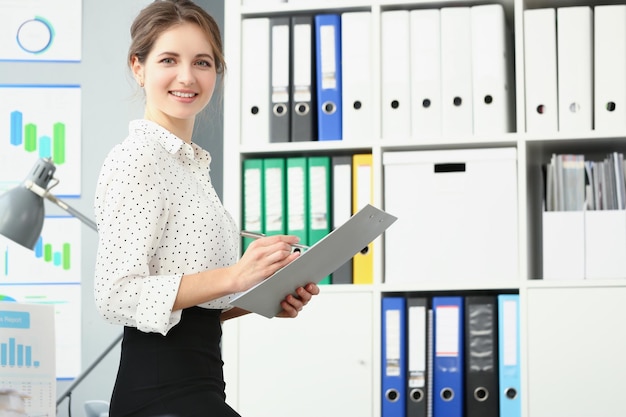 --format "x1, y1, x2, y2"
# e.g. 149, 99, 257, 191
230, 234, 301, 292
